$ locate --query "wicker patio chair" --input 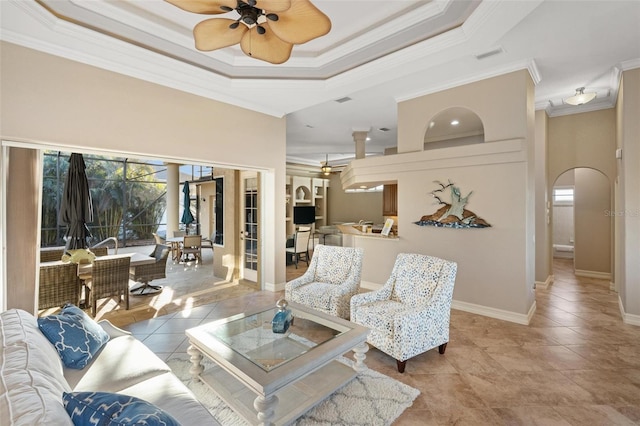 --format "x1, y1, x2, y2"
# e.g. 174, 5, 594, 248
40, 249, 66, 263
130, 245, 170, 296
91, 246, 108, 257
85, 256, 131, 317
38, 262, 82, 310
